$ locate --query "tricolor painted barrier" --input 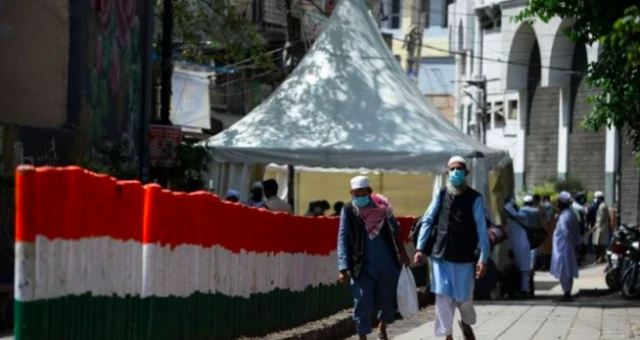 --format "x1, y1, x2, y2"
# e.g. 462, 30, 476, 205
14, 166, 422, 340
